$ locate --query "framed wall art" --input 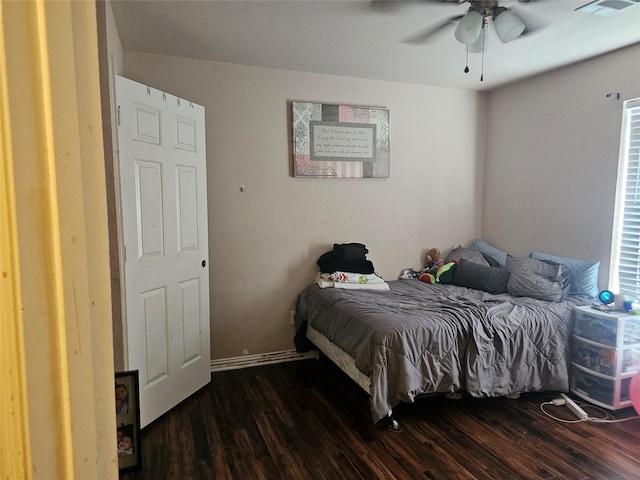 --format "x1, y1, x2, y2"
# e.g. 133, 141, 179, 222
115, 370, 142, 474
292, 102, 390, 178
